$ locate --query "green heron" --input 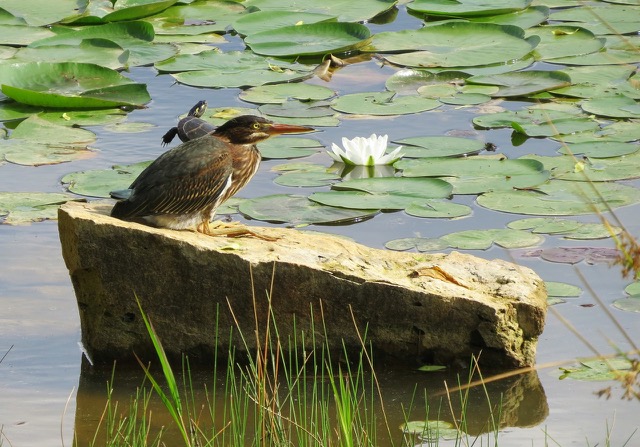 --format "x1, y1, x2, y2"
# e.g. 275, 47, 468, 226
111, 115, 313, 236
